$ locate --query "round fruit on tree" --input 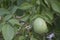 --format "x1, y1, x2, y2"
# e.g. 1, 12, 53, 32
33, 17, 48, 34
